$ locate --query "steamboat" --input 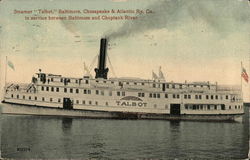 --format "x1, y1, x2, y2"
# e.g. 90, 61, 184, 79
2, 38, 244, 121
